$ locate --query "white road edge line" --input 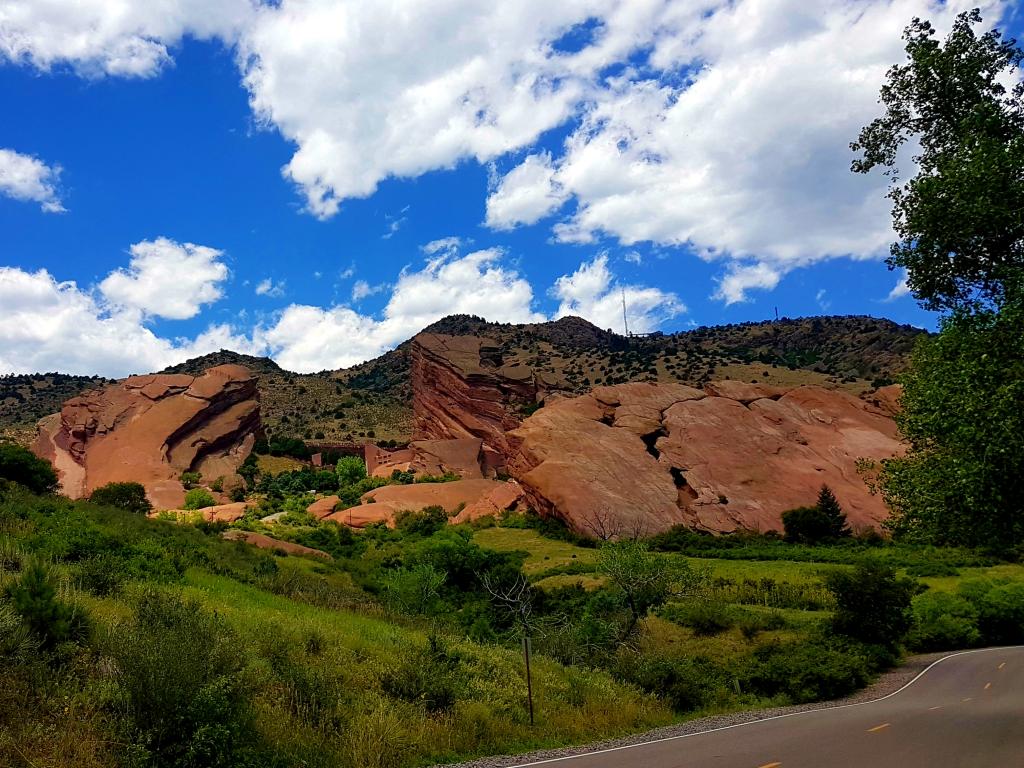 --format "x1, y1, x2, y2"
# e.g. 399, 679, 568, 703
505, 645, 1024, 767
